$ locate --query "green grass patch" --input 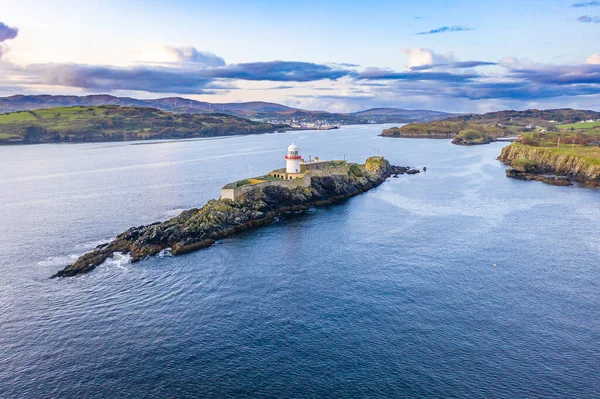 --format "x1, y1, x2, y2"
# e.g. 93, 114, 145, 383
557, 121, 600, 130
0, 105, 276, 144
